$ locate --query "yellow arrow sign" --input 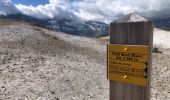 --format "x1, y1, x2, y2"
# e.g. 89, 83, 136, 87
108, 73, 147, 86
108, 52, 148, 63
108, 44, 148, 54
108, 60, 147, 69
109, 65, 147, 78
